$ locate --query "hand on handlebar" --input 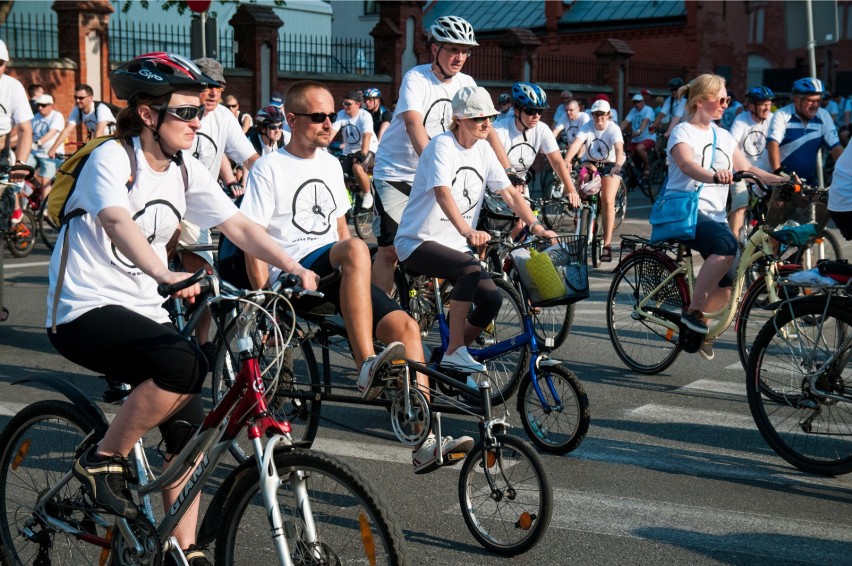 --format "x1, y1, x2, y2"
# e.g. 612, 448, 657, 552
157, 270, 204, 302
465, 229, 491, 247
564, 190, 581, 209
292, 265, 320, 291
